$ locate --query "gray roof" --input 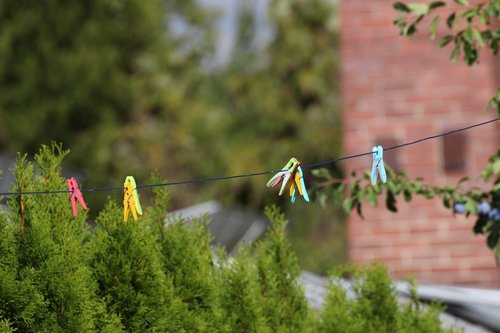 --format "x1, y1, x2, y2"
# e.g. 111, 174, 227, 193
167, 200, 268, 254
396, 282, 500, 333
0, 153, 15, 194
